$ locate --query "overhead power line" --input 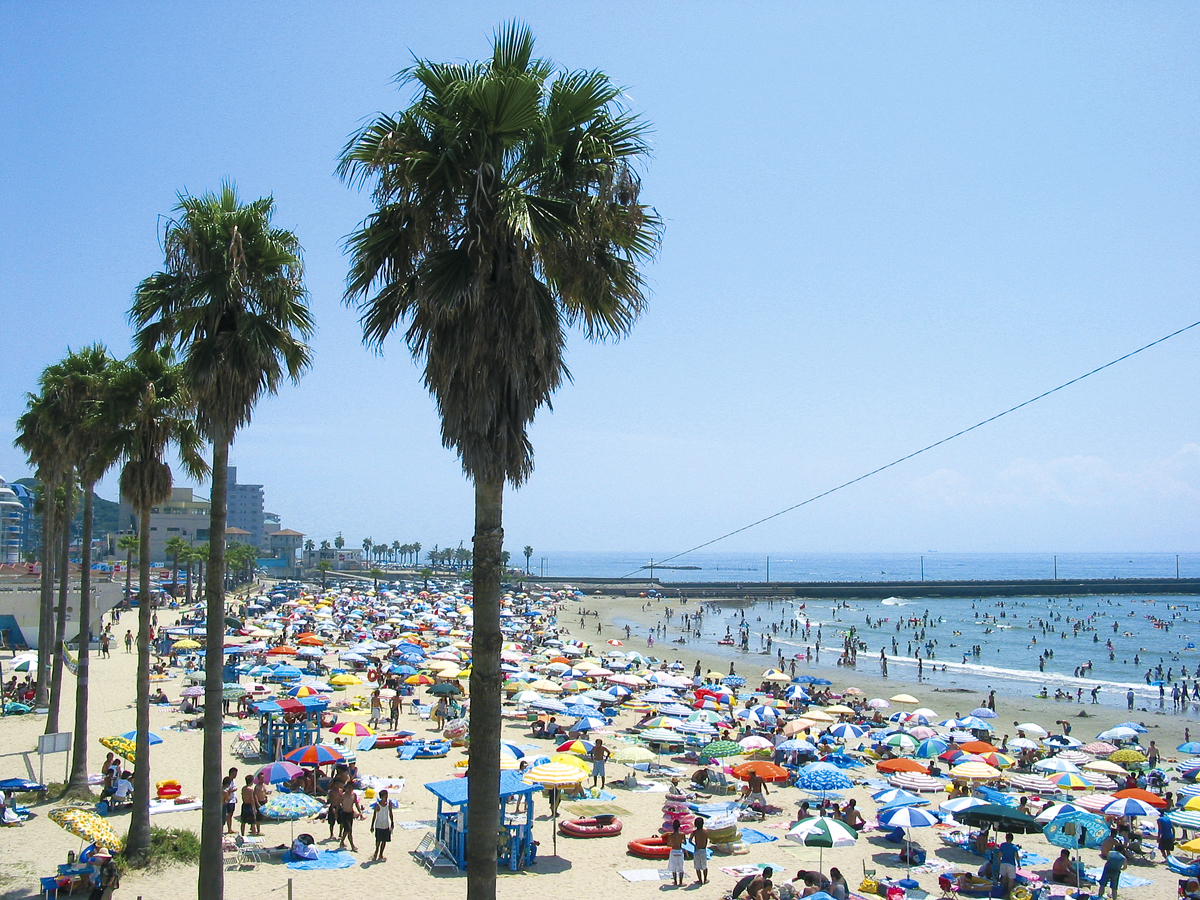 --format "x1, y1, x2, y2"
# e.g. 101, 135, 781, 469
621, 317, 1200, 578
